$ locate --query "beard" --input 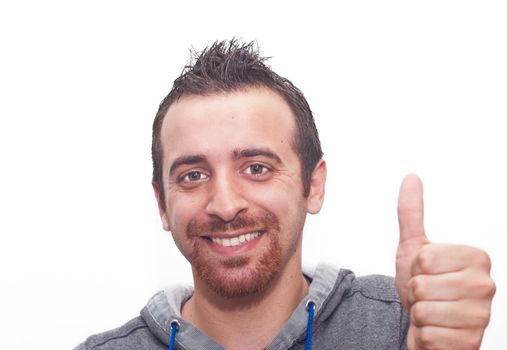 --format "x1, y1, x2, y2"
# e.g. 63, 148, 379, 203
186, 211, 283, 298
